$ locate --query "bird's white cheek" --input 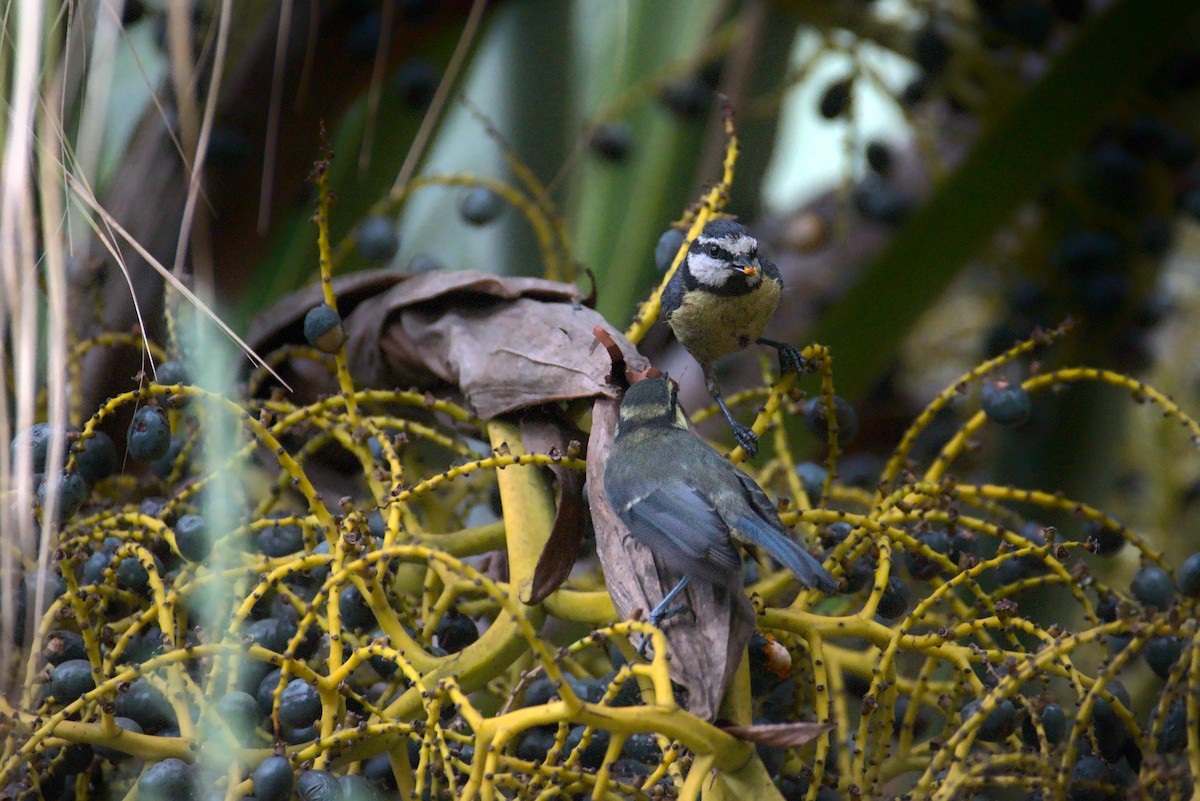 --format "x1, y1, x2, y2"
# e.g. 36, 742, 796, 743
688, 253, 729, 287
